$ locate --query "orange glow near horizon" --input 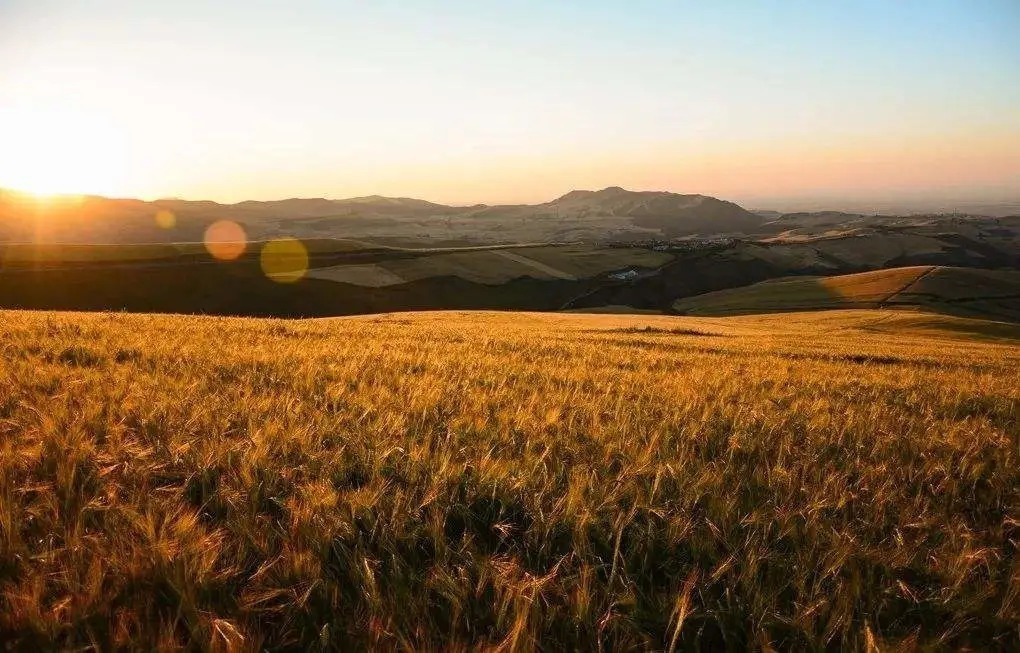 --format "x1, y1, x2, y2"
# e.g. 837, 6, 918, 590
0, 118, 1016, 208
1, 2, 1017, 209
